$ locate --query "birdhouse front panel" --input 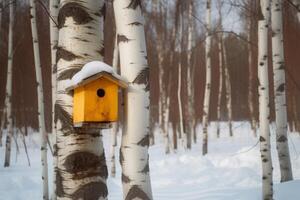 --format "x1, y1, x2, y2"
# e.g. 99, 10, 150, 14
73, 78, 119, 125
